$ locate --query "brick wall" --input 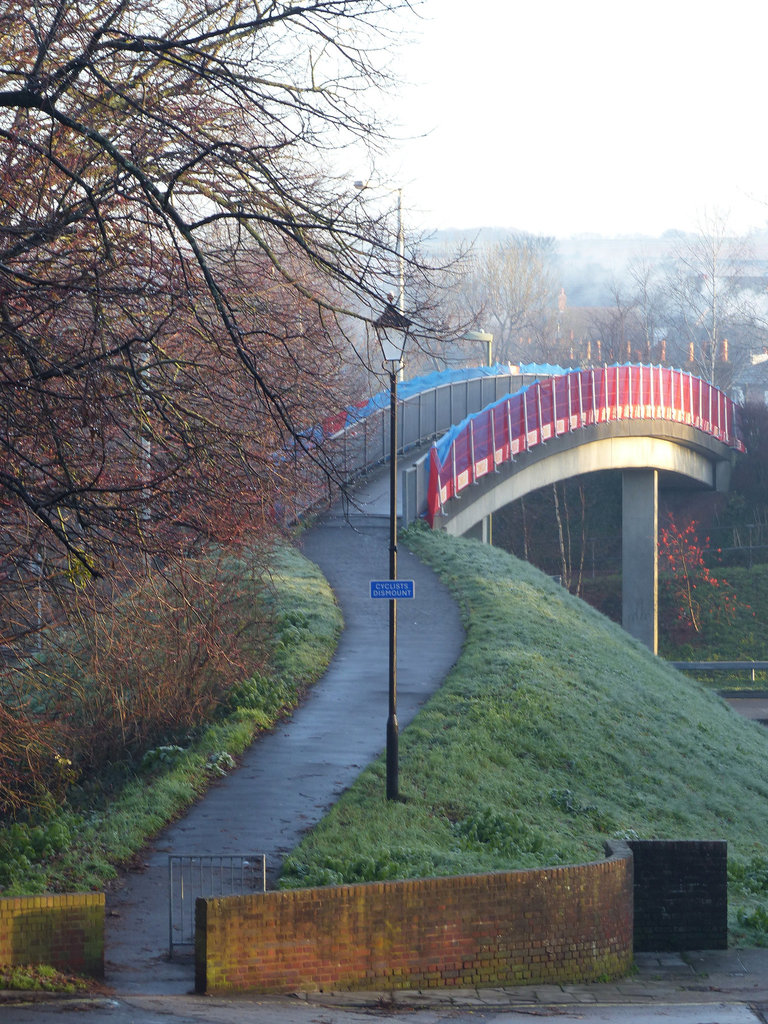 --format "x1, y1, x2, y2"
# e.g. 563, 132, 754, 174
195, 848, 633, 994
628, 840, 727, 952
0, 893, 104, 978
